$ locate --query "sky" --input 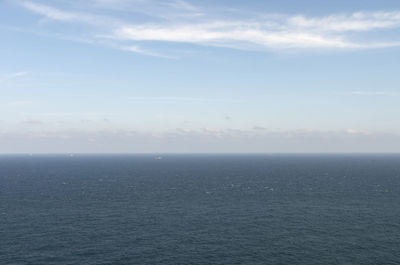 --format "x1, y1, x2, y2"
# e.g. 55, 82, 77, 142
1, 0, 400, 153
